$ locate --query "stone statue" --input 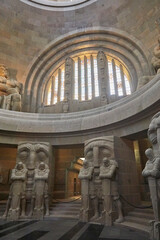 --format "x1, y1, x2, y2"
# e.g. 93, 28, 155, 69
78, 136, 124, 225
78, 160, 94, 221
137, 76, 154, 90
142, 148, 160, 220
3, 162, 27, 220
142, 148, 160, 240
151, 35, 160, 74
99, 158, 124, 225
5, 88, 21, 111
0, 64, 22, 111
137, 31, 160, 90
4, 142, 51, 220
33, 162, 50, 219
18, 142, 50, 219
